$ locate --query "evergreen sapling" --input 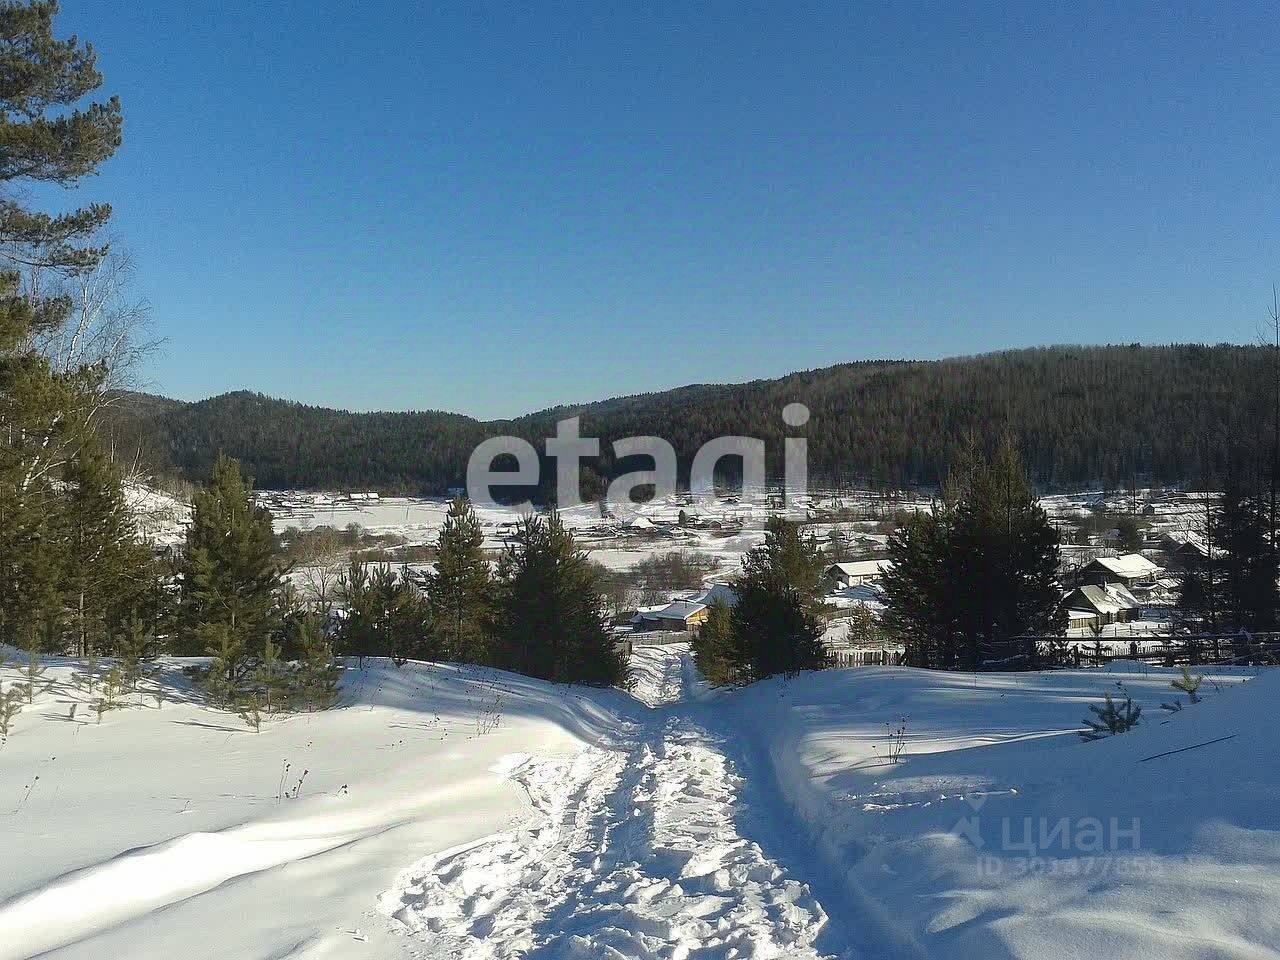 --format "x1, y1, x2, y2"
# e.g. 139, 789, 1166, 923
1080, 691, 1142, 741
